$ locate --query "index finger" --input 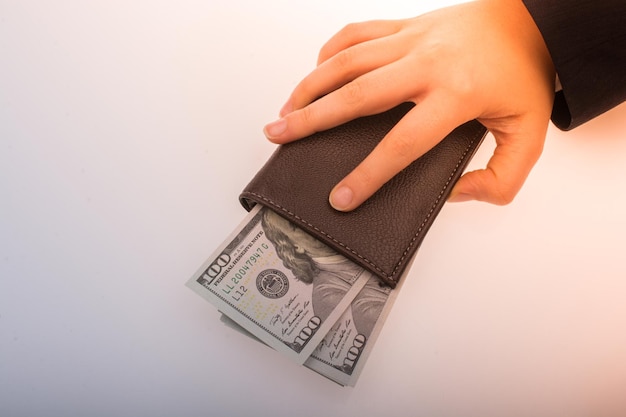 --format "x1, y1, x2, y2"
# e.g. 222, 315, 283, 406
265, 57, 427, 144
